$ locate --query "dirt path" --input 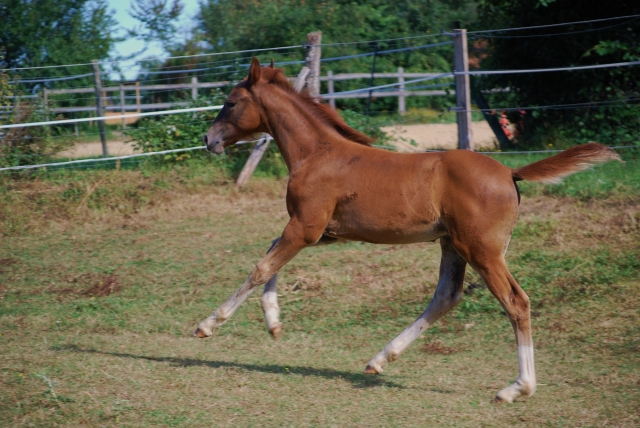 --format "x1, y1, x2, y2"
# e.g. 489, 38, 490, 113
381, 121, 498, 152
56, 140, 140, 158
